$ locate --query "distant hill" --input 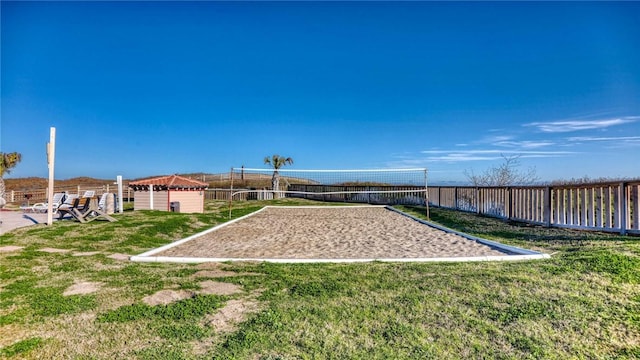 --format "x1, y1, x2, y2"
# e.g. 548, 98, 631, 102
5, 172, 325, 192
4, 172, 278, 192
4, 177, 118, 192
